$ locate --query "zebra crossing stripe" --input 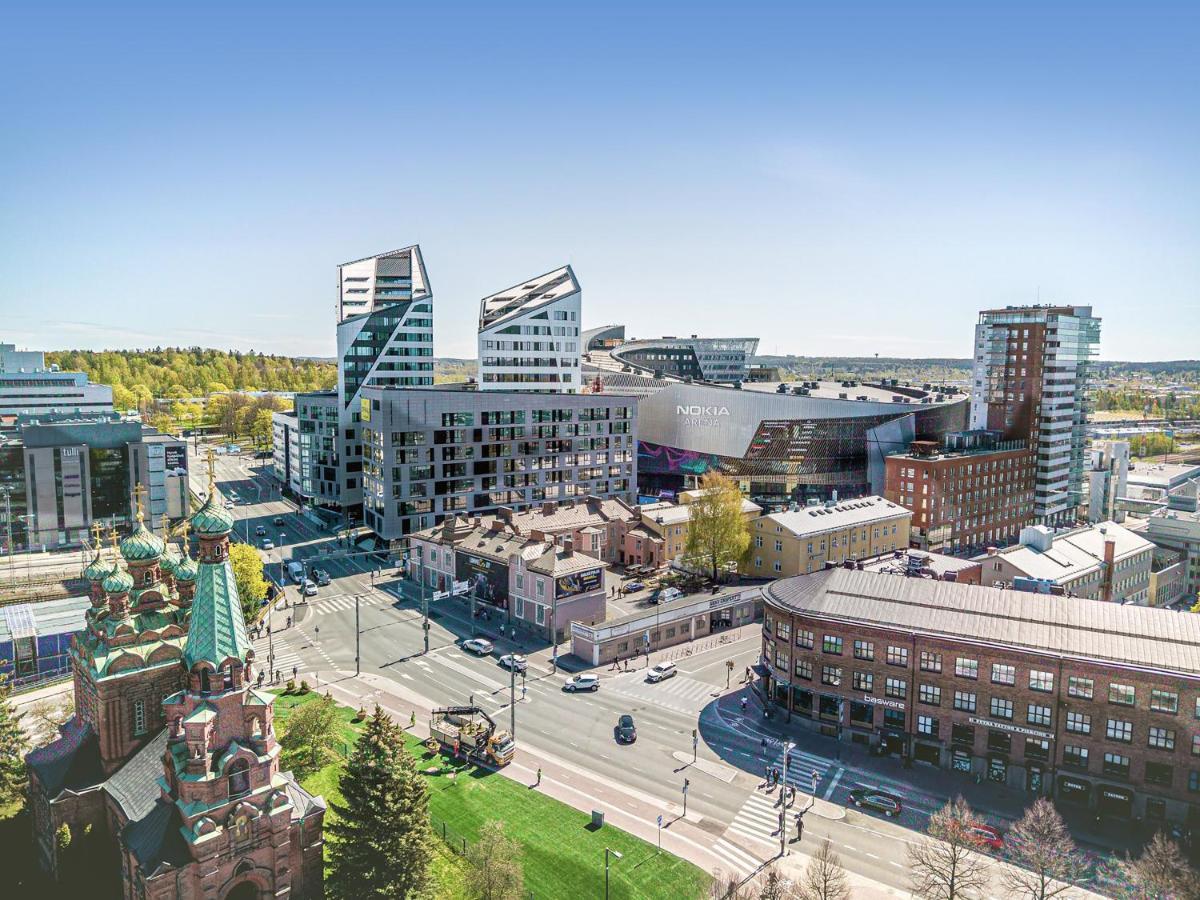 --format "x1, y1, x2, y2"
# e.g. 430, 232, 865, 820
711, 838, 760, 876
725, 794, 782, 845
